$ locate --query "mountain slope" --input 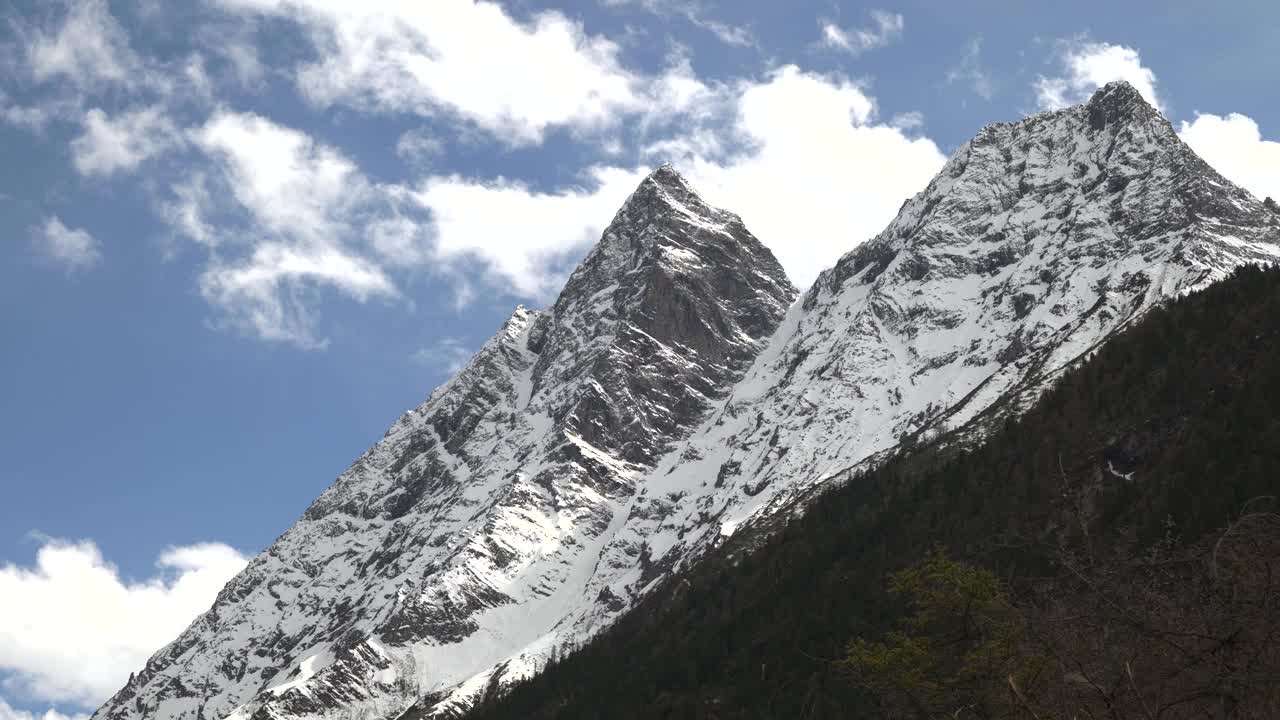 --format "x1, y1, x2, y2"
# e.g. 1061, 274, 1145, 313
597, 81, 1280, 581
93, 82, 1280, 720
91, 167, 796, 720
469, 262, 1280, 720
